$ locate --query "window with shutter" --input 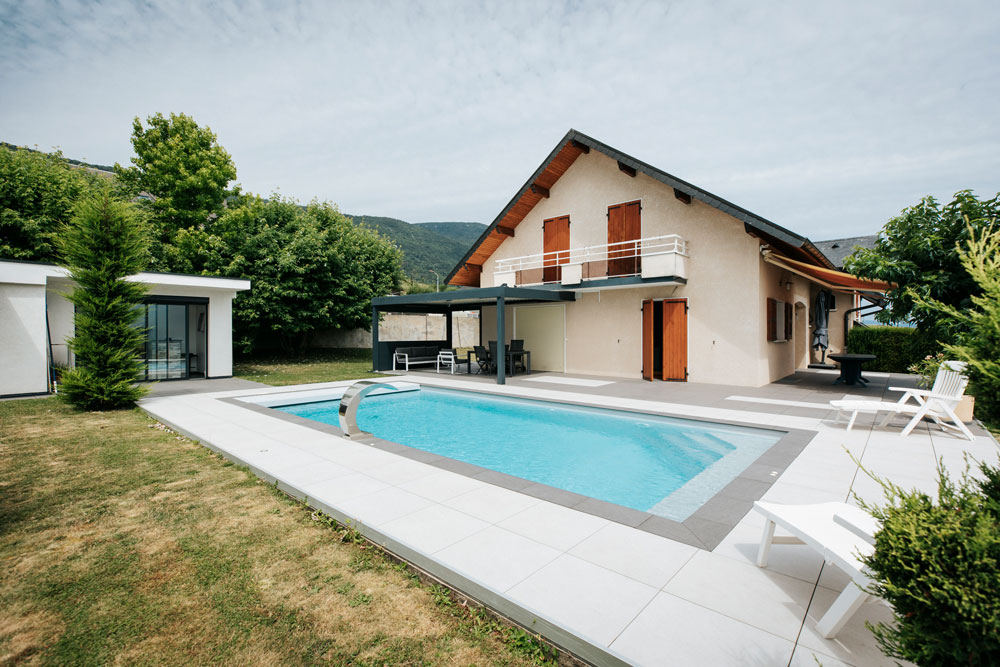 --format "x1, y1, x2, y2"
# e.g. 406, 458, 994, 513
767, 298, 777, 342
767, 298, 792, 343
